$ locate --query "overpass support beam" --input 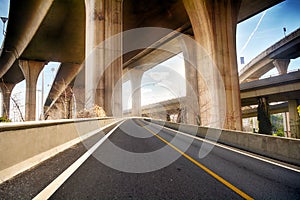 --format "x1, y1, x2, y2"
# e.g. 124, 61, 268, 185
257, 97, 272, 135
0, 83, 16, 118
129, 69, 144, 116
0, 0, 54, 78
183, 0, 242, 130
19, 60, 45, 121
273, 59, 290, 75
288, 100, 300, 138
85, 0, 123, 117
